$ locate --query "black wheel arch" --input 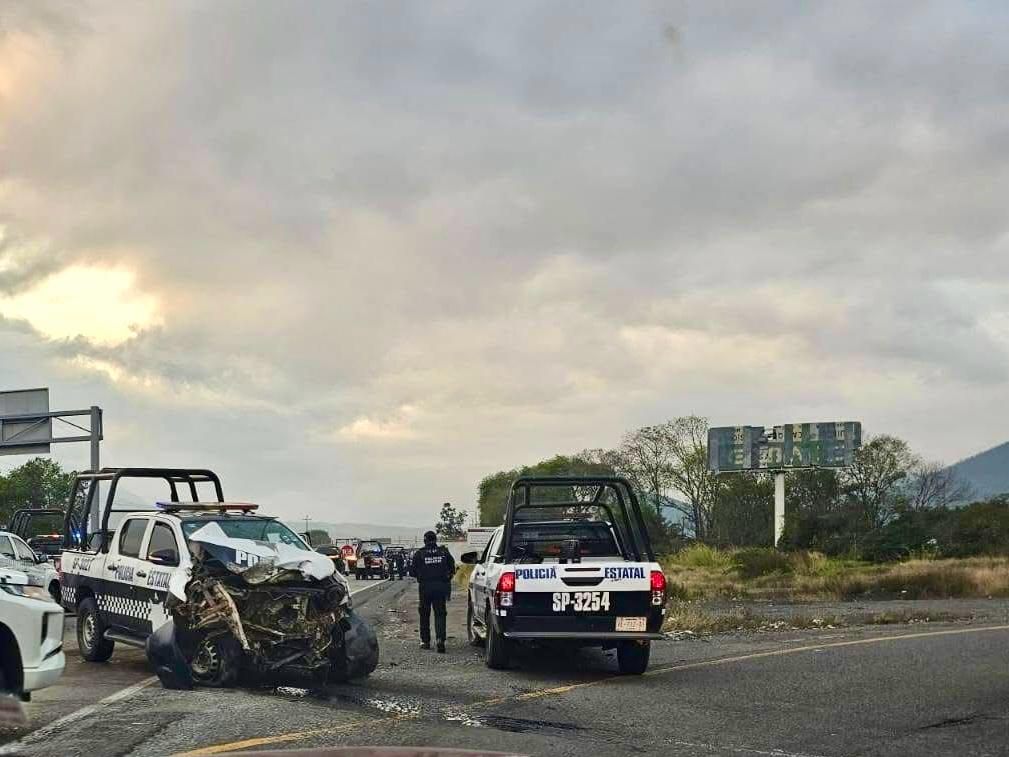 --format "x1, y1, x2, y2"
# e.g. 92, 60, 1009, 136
0, 623, 24, 694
